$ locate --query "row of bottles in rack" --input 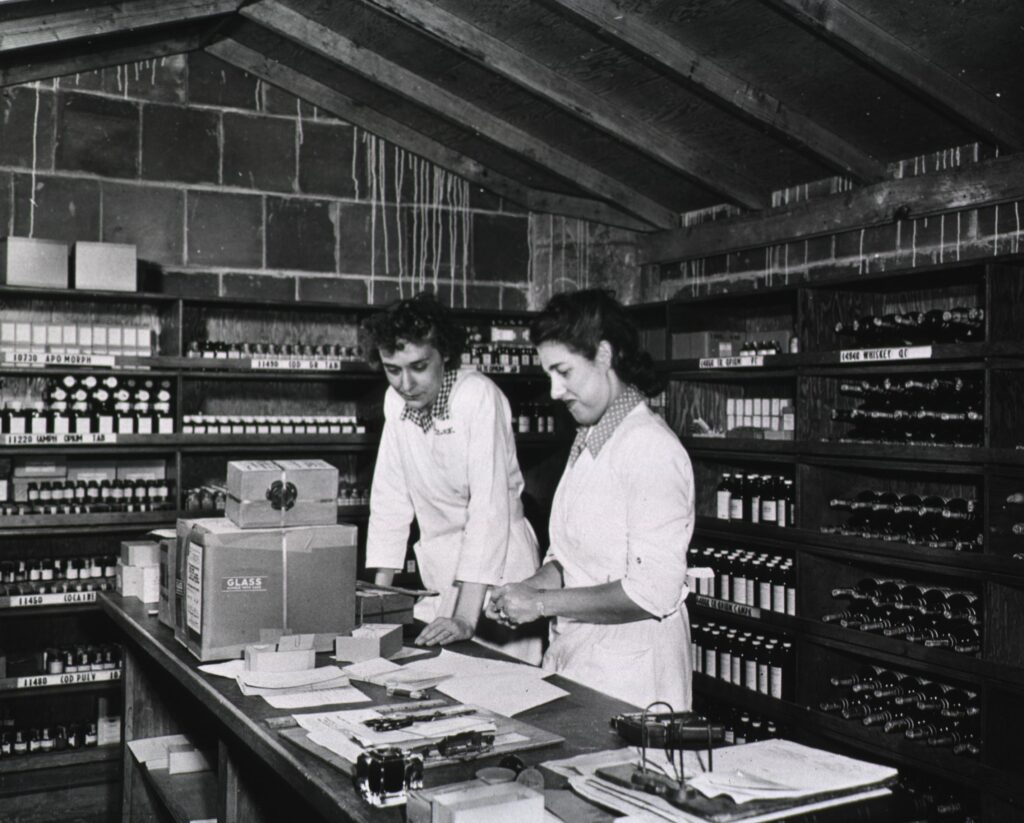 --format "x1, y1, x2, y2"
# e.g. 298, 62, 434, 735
834, 306, 984, 348
831, 374, 983, 446
0, 478, 174, 517
688, 545, 796, 614
823, 577, 980, 655
0, 374, 174, 436
187, 340, 362, 361
3, 643, 122, 683
823, 489, 982, 552
820, 665, 980, 757
691, 619, 794, 700
0, 694, 120, 758
0, 555, 117, 599
715, 472, 795, 527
